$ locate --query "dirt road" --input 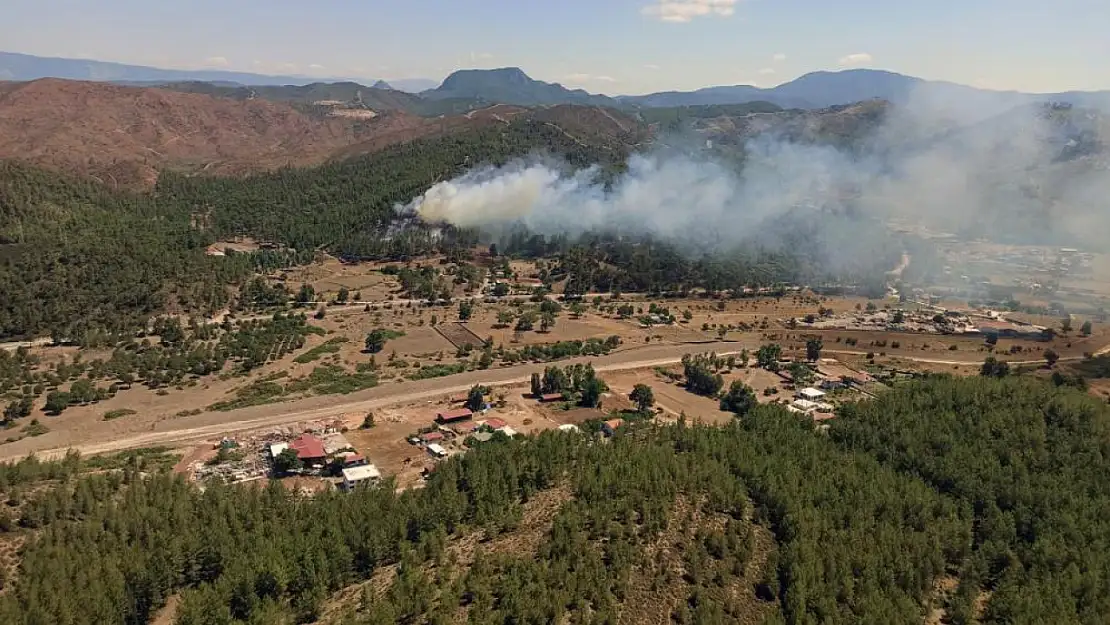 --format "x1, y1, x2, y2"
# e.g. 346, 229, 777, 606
5, 339, 754, 462
7, 339, 1107, 462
